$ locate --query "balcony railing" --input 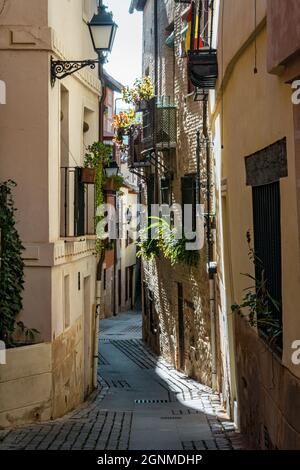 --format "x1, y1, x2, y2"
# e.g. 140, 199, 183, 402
142, 96, 177, 152
187, 0, 218, 90
128, 125, 151, 168
60, 167, 96, 238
